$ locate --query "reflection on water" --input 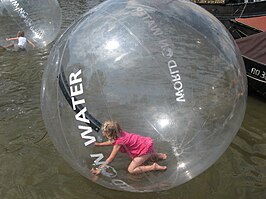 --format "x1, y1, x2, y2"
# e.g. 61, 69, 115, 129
0, 0, 265, 198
